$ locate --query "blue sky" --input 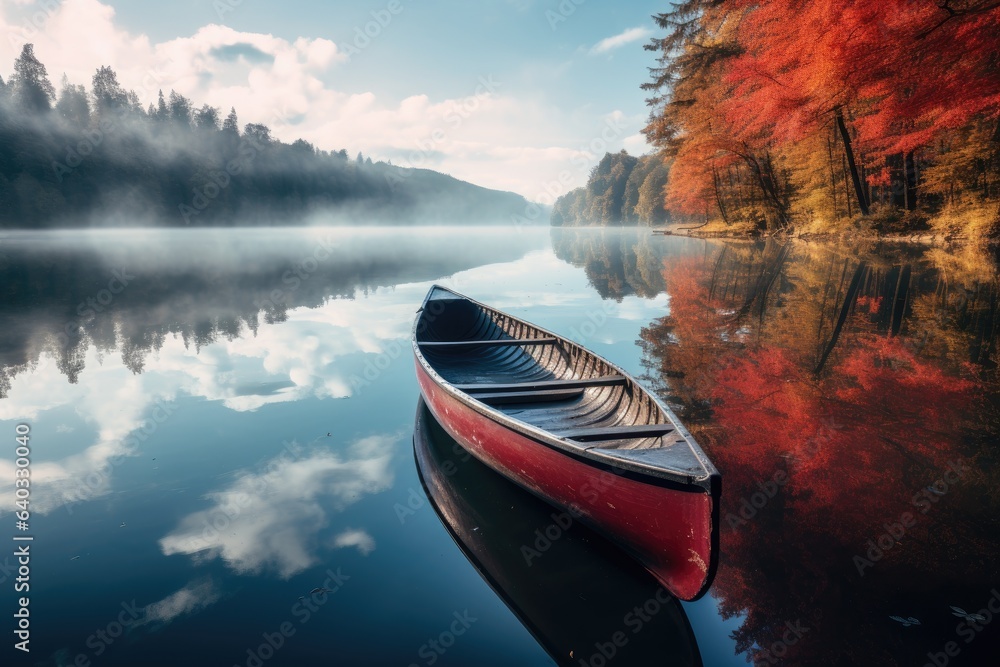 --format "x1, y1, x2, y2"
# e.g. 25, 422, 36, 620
0, 0, 668, 200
